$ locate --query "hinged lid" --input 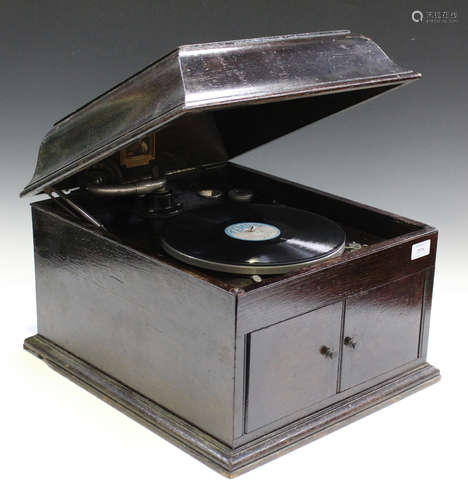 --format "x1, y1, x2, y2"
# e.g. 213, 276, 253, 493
21, 30, 420, 197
